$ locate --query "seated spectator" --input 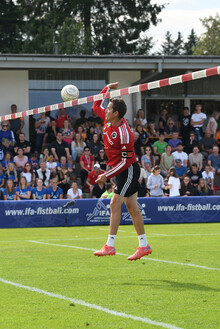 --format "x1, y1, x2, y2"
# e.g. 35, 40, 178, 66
20, 162, 35, 187
57, 165, 70, 195
87, 133, 103, 158
134, 109, 148, 129
194, 178, 211, 196
0, 143, 5, 164
15, 176, 31, 200
95, 148, 108, 171
29, 152, 40, 173
0, 120, 15, 152
13, 147, 28, 174
1, 151, 13, 173
147, 122, 159, 138
136, 124, 149, 147
76, 125, 86, 141
216, 130, 220, 147
3, 179, 16, 200
46, 154, 57, 174
101, 183, 114, 199
51, 132, 71, 162
177, 107, 191, 145
191, 104, 207, 142
158, 108, 168, 133
153, 133, 168, 161
67, 182, 83, 199
55, 108, 71, 130
32, 178, 47, 200
71, 132, 86, 165
208, 145, 220, 175
60, 119, 75, 145
206, 111, 219, 138
92, 182, 105, 198
133, 132, 144, 160
187, 163, 202, 188
168, 132, 182, 152
189, 146, 203, 171
86, 163, 103, 195
144, 162, 152, 179
160, 145, 175, 177
87, 110, 101, 128
47, 178, 63, 199
40, 146, 50, 163
5, 162, 18, 186
172, 143, 188, 167
163, 177, 169, 197
34, 113, 50, 151
166, 167, 181, 197
200, 130, 215, 159
147, 165, 164, 197
80, 146, 95, 188
0, 166, 5, 196
86, 126, 95, 144
180, 177, 194, 196
141, 146, 155, 169
185, 131, 199, 154
36, 160, 52, 187
174, 159, 187, 181
57, 156, 71, 172
14, 132, 31, 158
164, 119, 178, 138
202, 164, 214, 191
43, 119, 58, 146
